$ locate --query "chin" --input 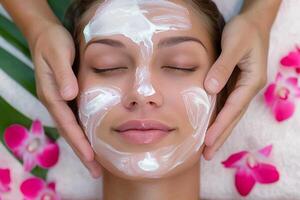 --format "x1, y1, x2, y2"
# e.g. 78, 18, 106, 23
96, 144, 204, 181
